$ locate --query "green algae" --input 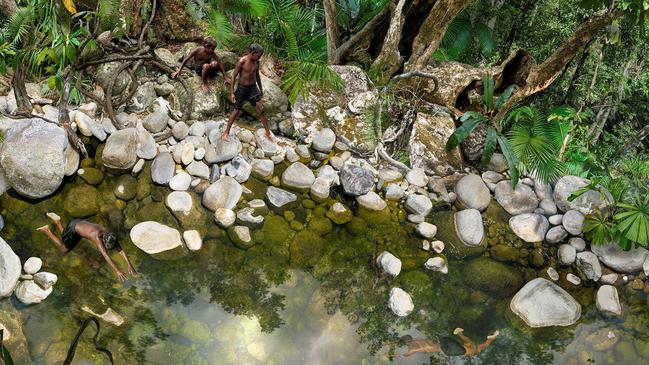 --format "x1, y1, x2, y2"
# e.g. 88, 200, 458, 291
64, 185, 101, 217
